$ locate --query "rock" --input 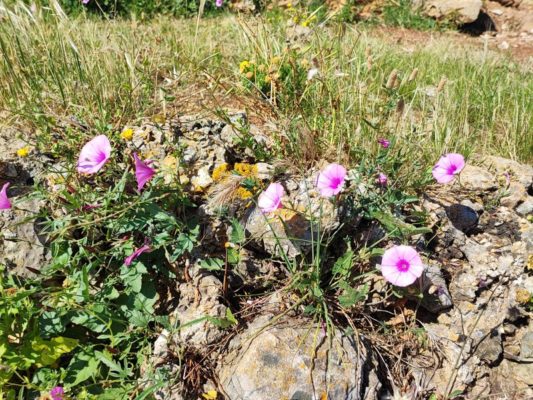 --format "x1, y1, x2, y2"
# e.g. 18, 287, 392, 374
229, 248, 280, 289
172, 275, 227, 347
0, 197, 50, 277
500, 182, 527, 209
516, 196, 533, 216
459, 165, 497, 191
446, 203, 479, 232
218, 316, 382, 400
417, 264, 453, 313
482, 156, 533, 189
520, 331, 533, 358
475, 330, 503, 365
423, 0, 483, 24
